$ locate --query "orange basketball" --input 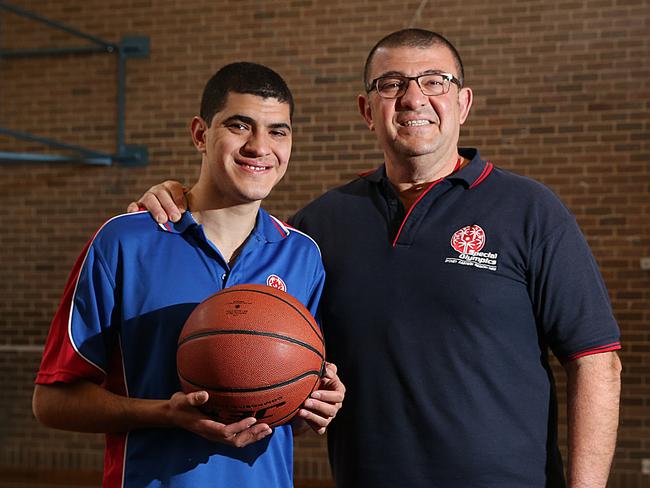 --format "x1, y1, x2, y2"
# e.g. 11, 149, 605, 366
177, 284, 325, 427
